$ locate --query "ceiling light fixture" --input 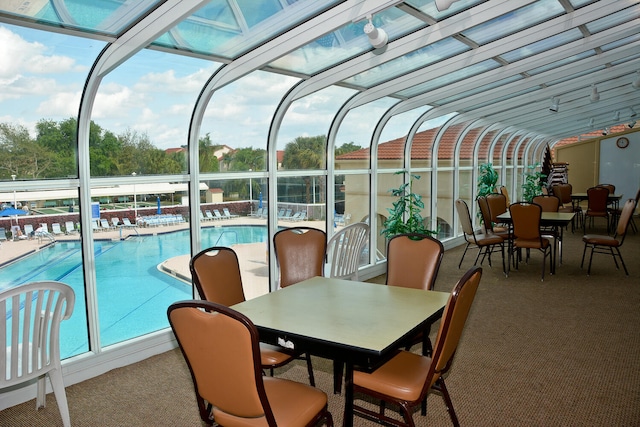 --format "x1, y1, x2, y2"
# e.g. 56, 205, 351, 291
602, 127, 609, 136
630, 107, 637, 118
435, 0, 461, 11
628, 121, 637, 129
633, 71, 640, 89
364, 15, 388, 49
613, 111, 620, 121
589, 84, 600, 102
588, 118, 594, 128
549, 97, 559, 113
